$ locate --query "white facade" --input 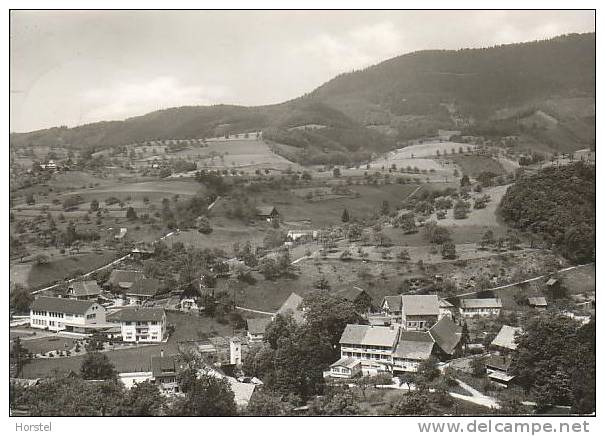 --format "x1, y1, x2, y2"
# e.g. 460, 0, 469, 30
459, 307, 501, 317
30, 301, 106, 333
120, 316, 166, 342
